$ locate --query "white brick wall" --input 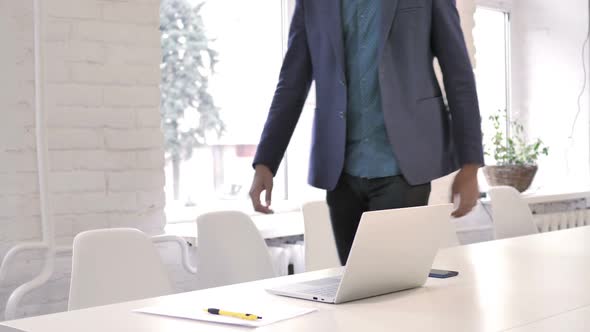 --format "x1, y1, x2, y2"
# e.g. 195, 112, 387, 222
103, 86, 161, 107
0, 0, 188, 320
105, 128, 164, 149
48, 107, 136, 128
